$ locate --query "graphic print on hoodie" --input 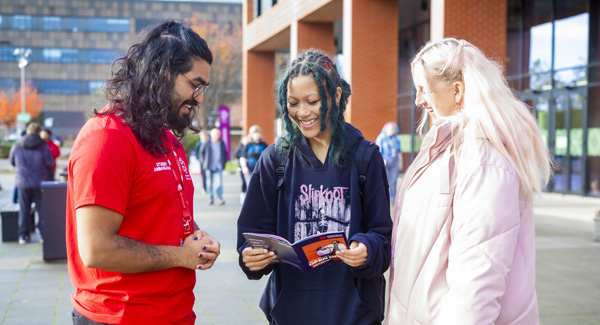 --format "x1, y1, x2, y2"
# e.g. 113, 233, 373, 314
292, 171, 351, 242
